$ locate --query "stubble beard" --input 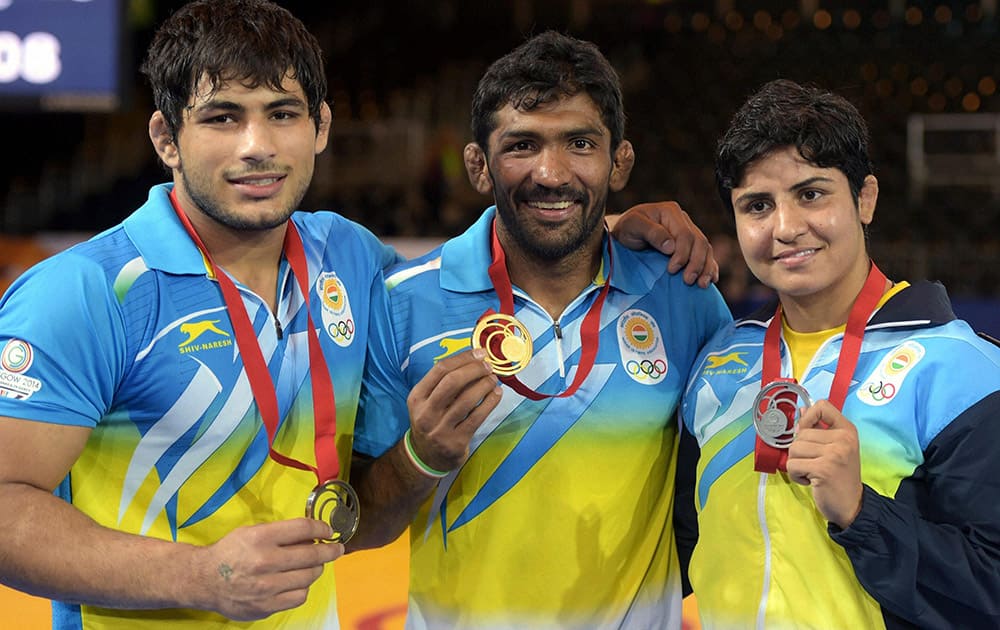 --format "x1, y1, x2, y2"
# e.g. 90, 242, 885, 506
495, 187, 607, 261
178, 161, 308, 232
